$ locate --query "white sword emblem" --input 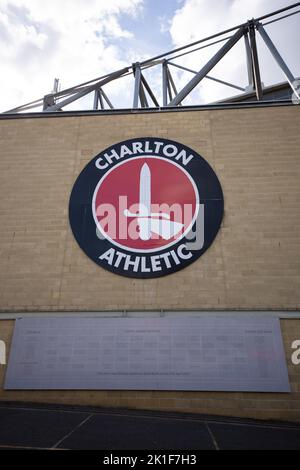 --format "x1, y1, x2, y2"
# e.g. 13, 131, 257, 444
124, 163, 184, 240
